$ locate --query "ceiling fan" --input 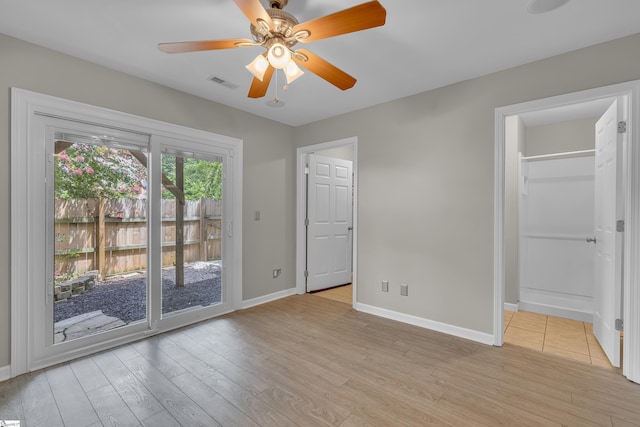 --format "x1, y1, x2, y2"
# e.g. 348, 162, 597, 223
159, 0, 386, 99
